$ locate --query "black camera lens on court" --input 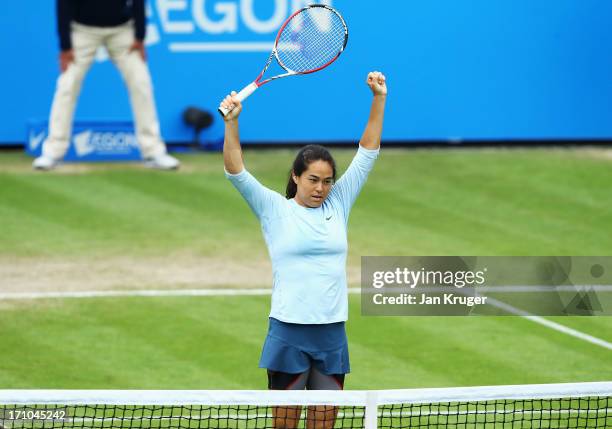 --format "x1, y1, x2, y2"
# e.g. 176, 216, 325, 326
183, 107, 214, 150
